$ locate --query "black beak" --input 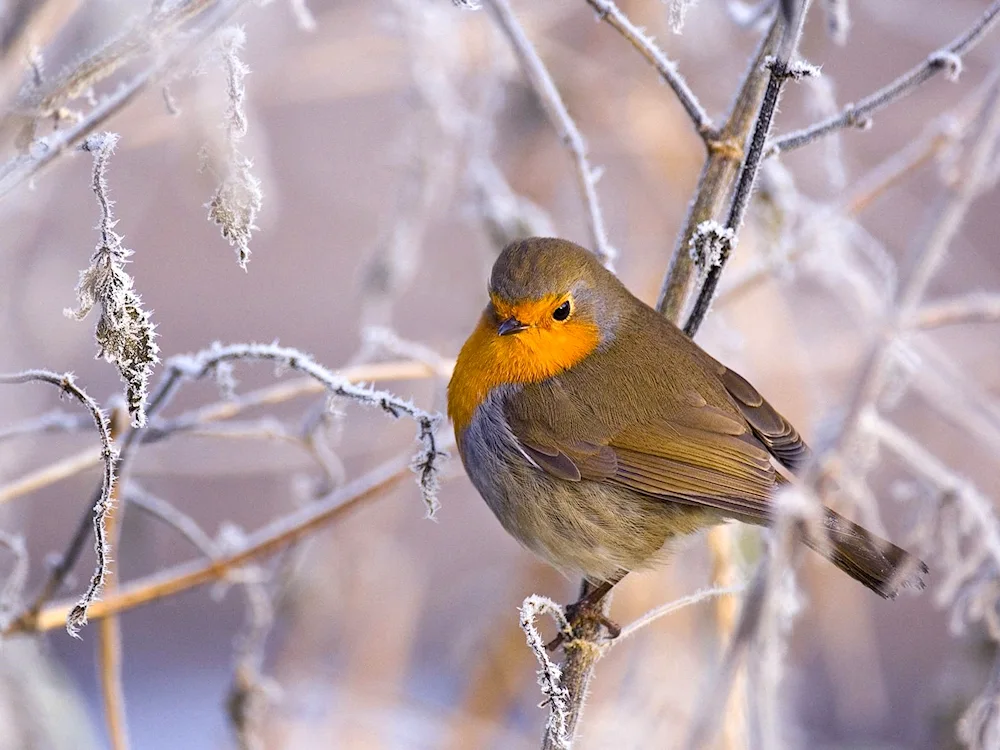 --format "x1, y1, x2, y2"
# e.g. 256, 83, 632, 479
498, 317, 528, 336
